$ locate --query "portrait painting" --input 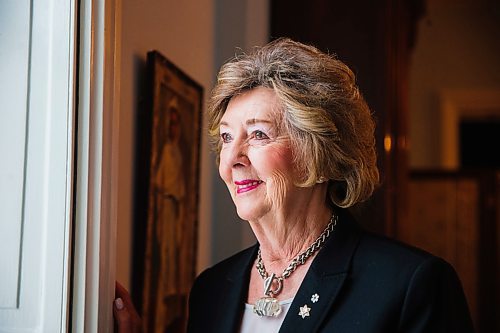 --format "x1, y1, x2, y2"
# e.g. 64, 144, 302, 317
133, 50, 202, 333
